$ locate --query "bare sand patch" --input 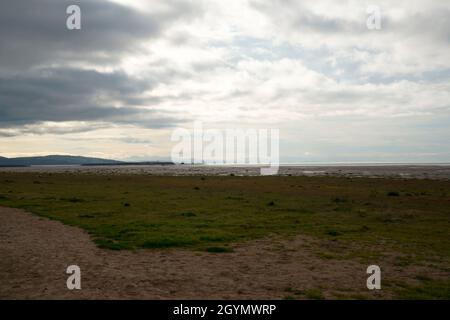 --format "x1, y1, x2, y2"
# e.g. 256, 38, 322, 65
0, 207, 445, 299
